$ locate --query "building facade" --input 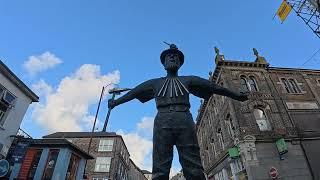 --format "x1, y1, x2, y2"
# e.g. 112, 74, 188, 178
196, 49, 320, 180
141, 170, 152, 180
170, 171, 185, 180
128, 159, 148, 180
7, 138, 93, 180
0, 60, 39, 158
43, 132, 146, 180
